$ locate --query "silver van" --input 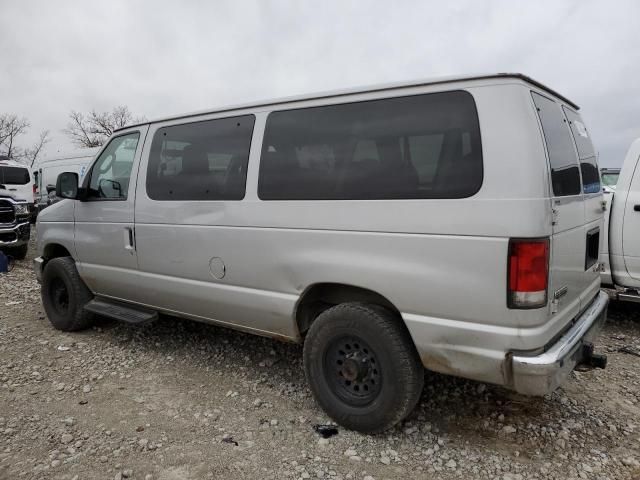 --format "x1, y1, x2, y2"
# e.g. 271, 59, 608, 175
34, 73, 608, 433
